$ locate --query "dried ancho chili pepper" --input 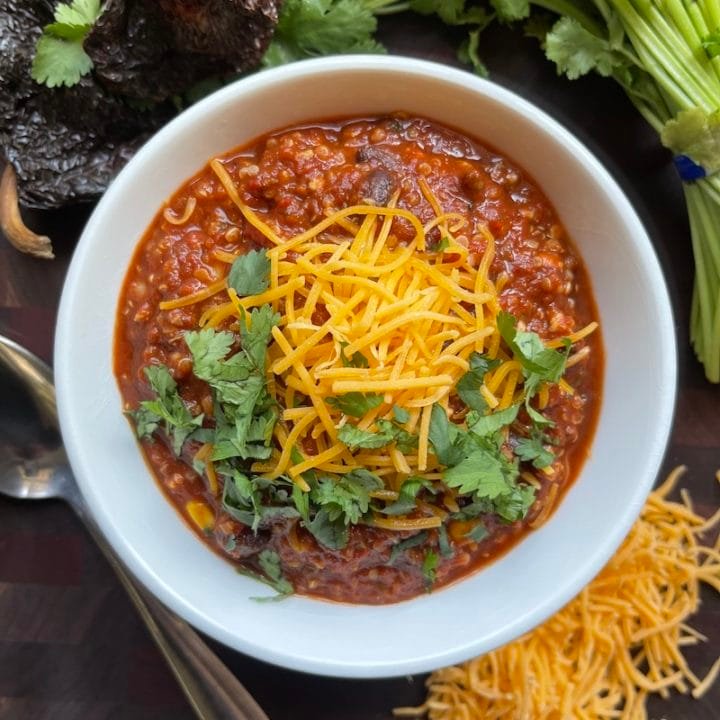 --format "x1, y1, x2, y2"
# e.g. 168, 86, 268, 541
85, 0, 281, 103
0, 0, 281, 214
